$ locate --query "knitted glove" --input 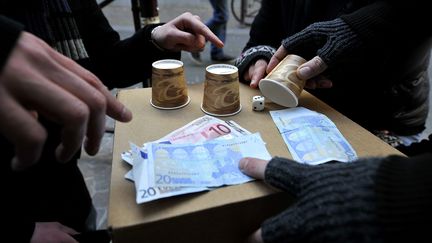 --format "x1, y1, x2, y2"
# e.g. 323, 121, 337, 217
261, 157, 383, 243
282, 18, 361, 67
234, 45, 276, 84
